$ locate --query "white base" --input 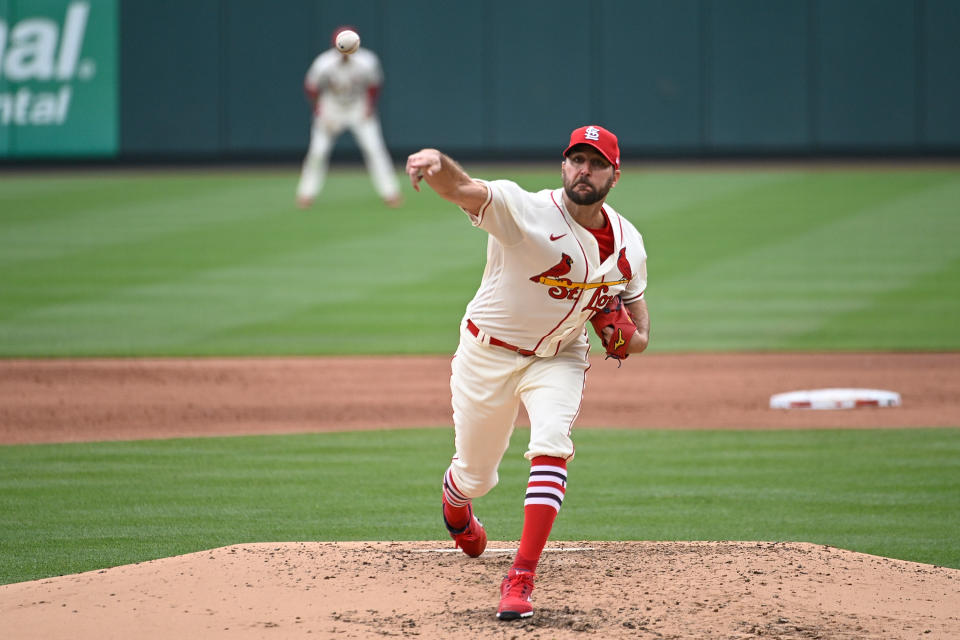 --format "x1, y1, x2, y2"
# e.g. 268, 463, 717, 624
770, 388, 901, 410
